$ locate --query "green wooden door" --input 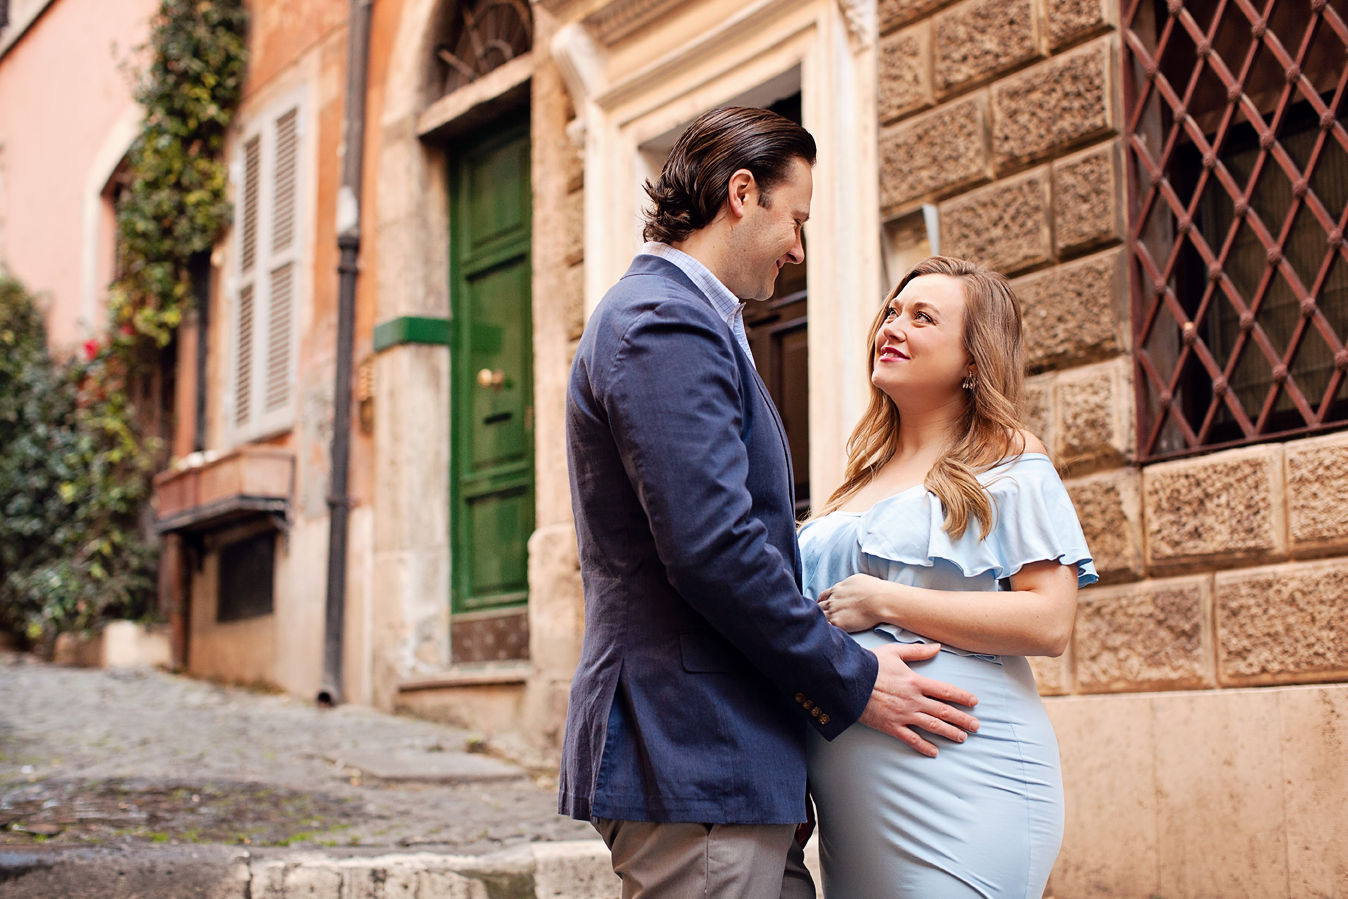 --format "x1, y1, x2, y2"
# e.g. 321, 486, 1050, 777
450, 117, 533, 615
